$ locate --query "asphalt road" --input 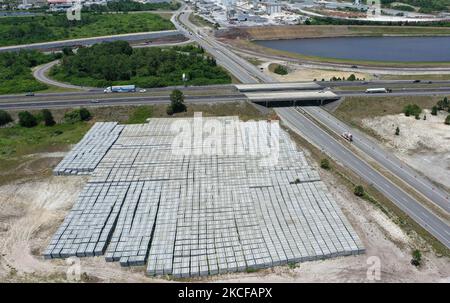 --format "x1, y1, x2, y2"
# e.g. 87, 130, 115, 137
0, 94, 246, 110
172, 6, 271, 84
303, 106, 450, 214
172, 9, 450, 249
276, 107, 450, 249
0, 30, 182, 52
